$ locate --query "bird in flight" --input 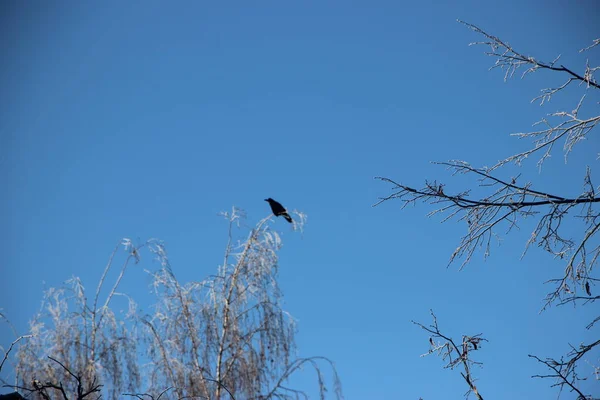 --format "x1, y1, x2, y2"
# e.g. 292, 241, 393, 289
264, 198, 293, 223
